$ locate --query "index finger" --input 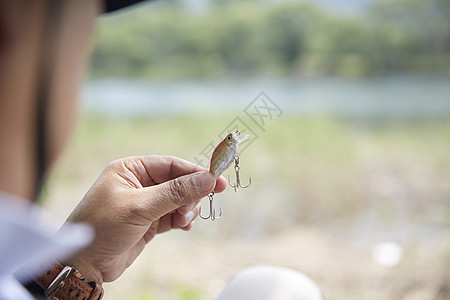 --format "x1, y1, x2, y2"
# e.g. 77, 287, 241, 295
124, 155, 206, 187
